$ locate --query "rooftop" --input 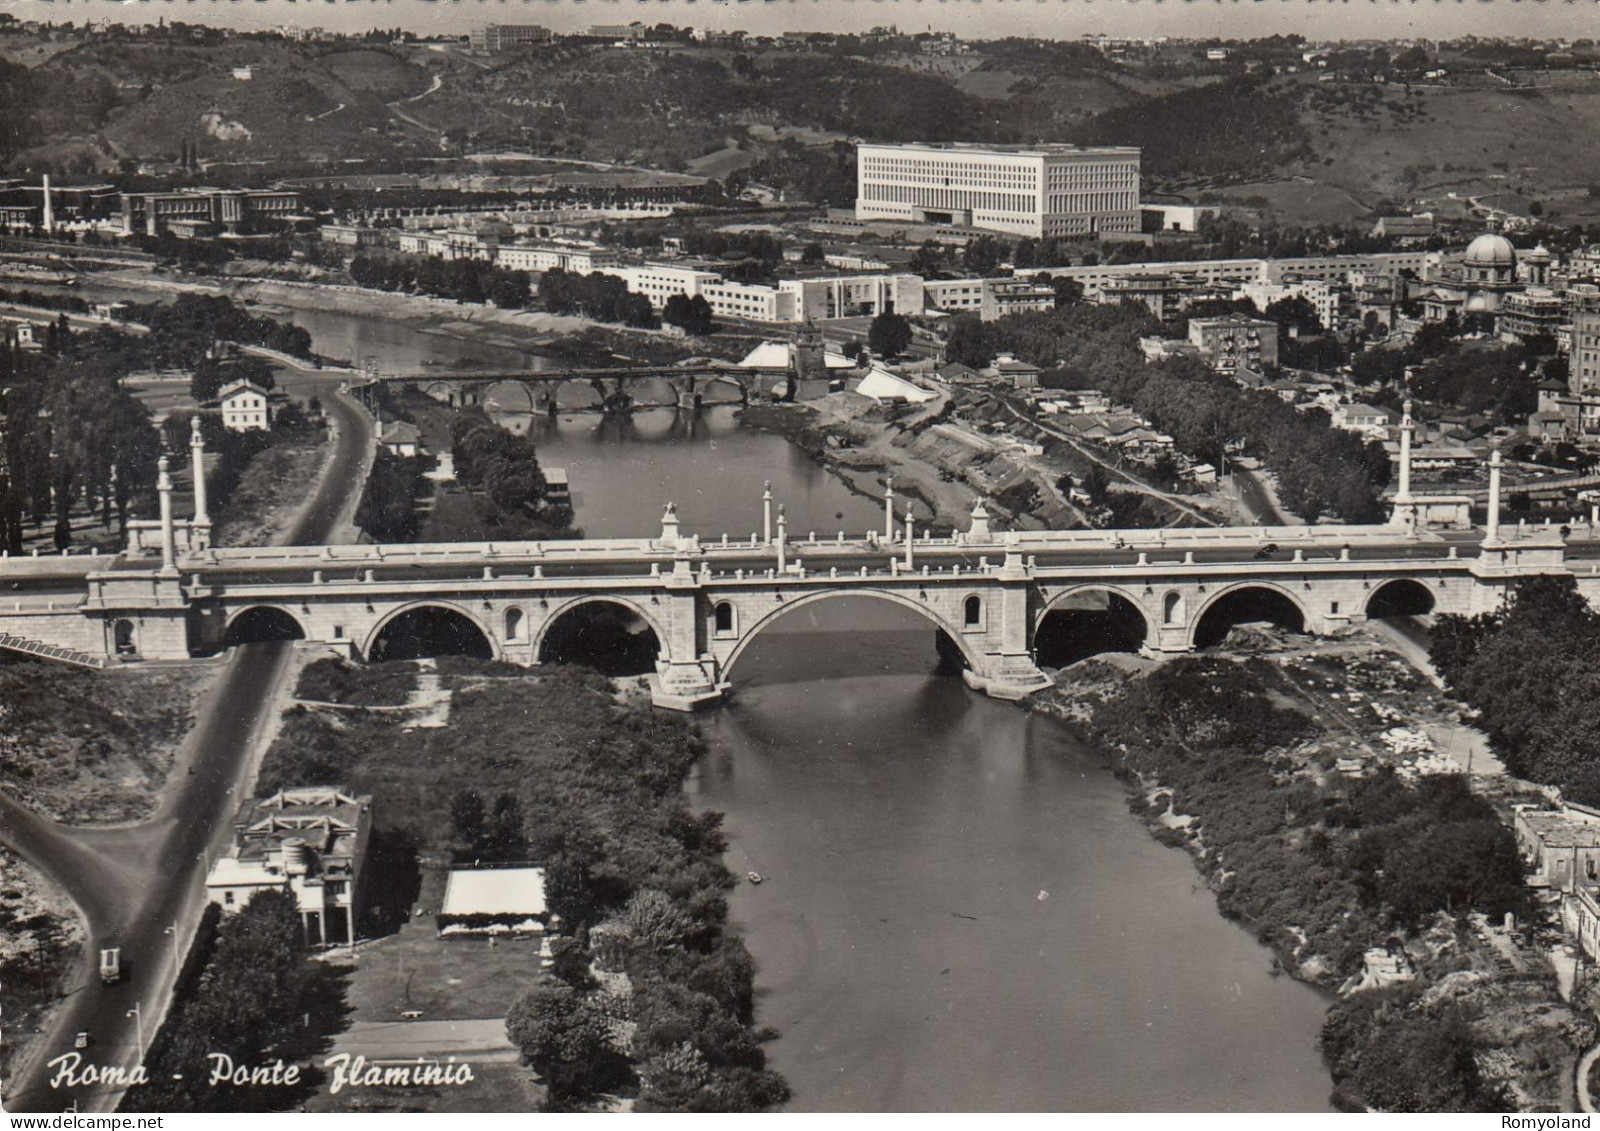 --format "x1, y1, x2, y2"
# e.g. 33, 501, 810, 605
441, 867, 548, 918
